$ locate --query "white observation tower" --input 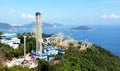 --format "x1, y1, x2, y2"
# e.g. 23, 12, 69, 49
31, 12, 48, 60
35, 12, 42, 54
